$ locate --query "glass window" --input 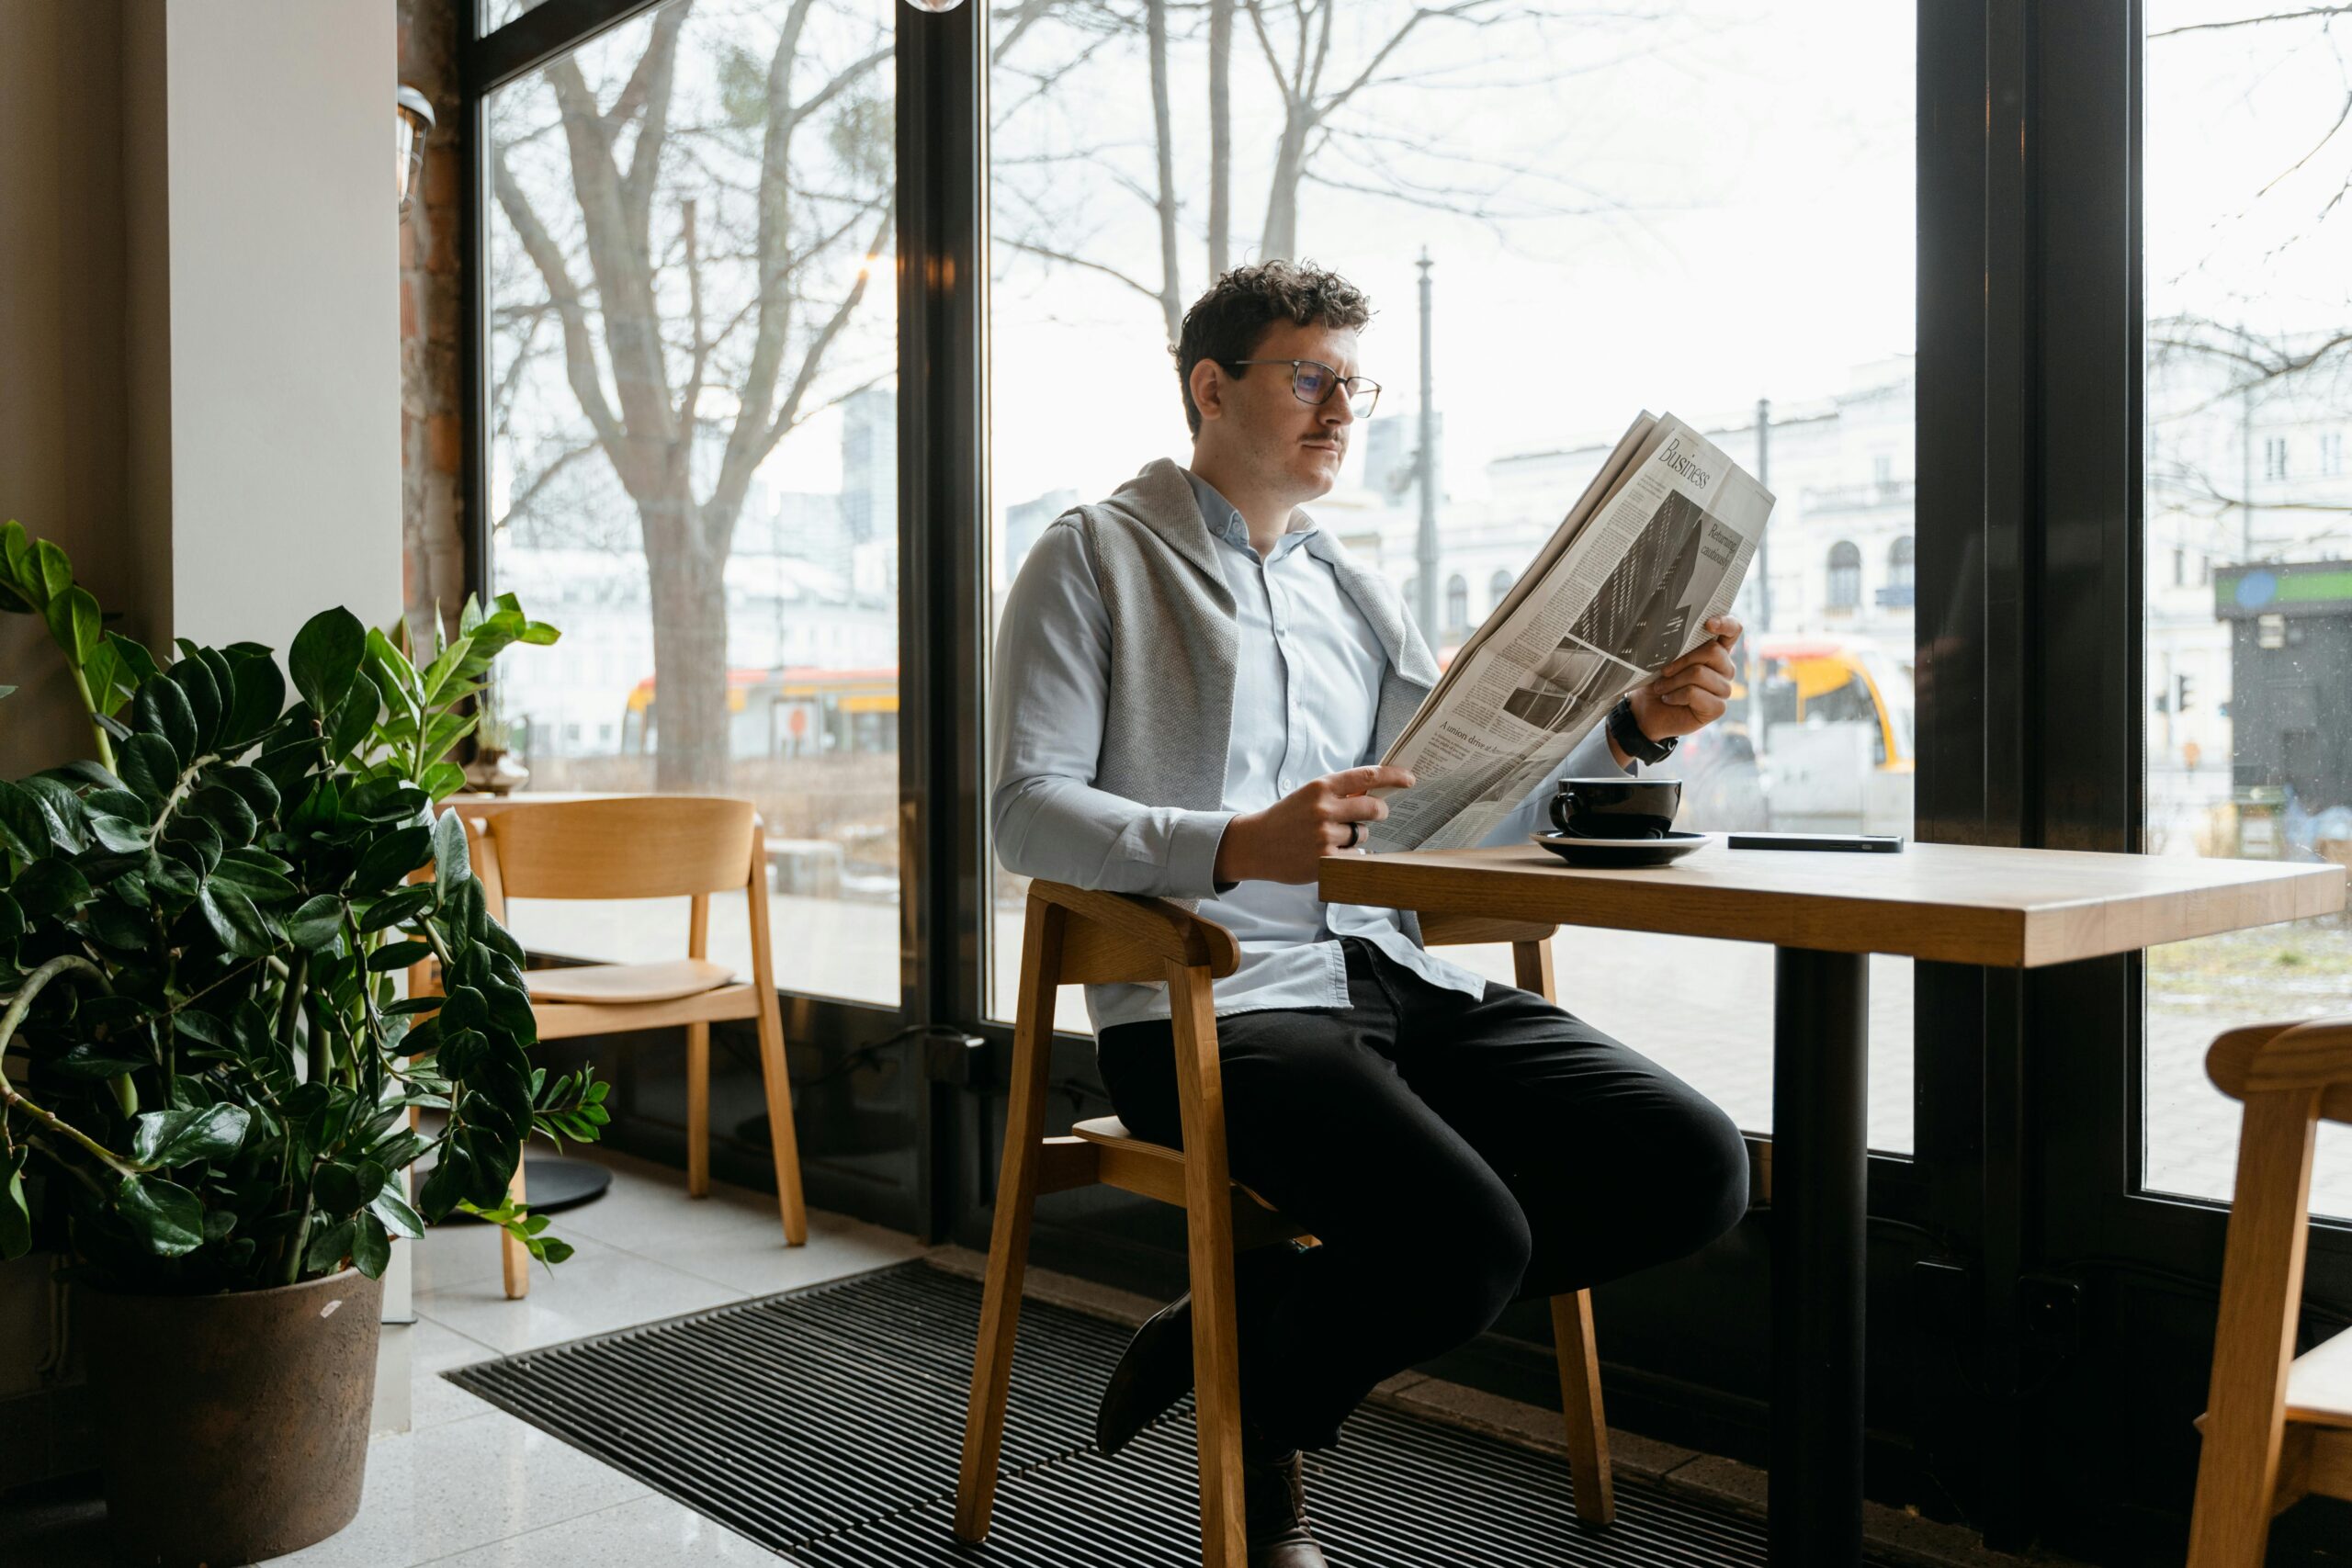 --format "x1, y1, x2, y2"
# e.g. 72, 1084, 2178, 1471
1488, 568, 1514, 612
482, 0, 900, 1006
2143, 1, 2352, 1219
1888, 535, 1915, 592
1826, 540, 1861, 610
1443, 574, 1469, 637
985, 1, 1917, 1154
